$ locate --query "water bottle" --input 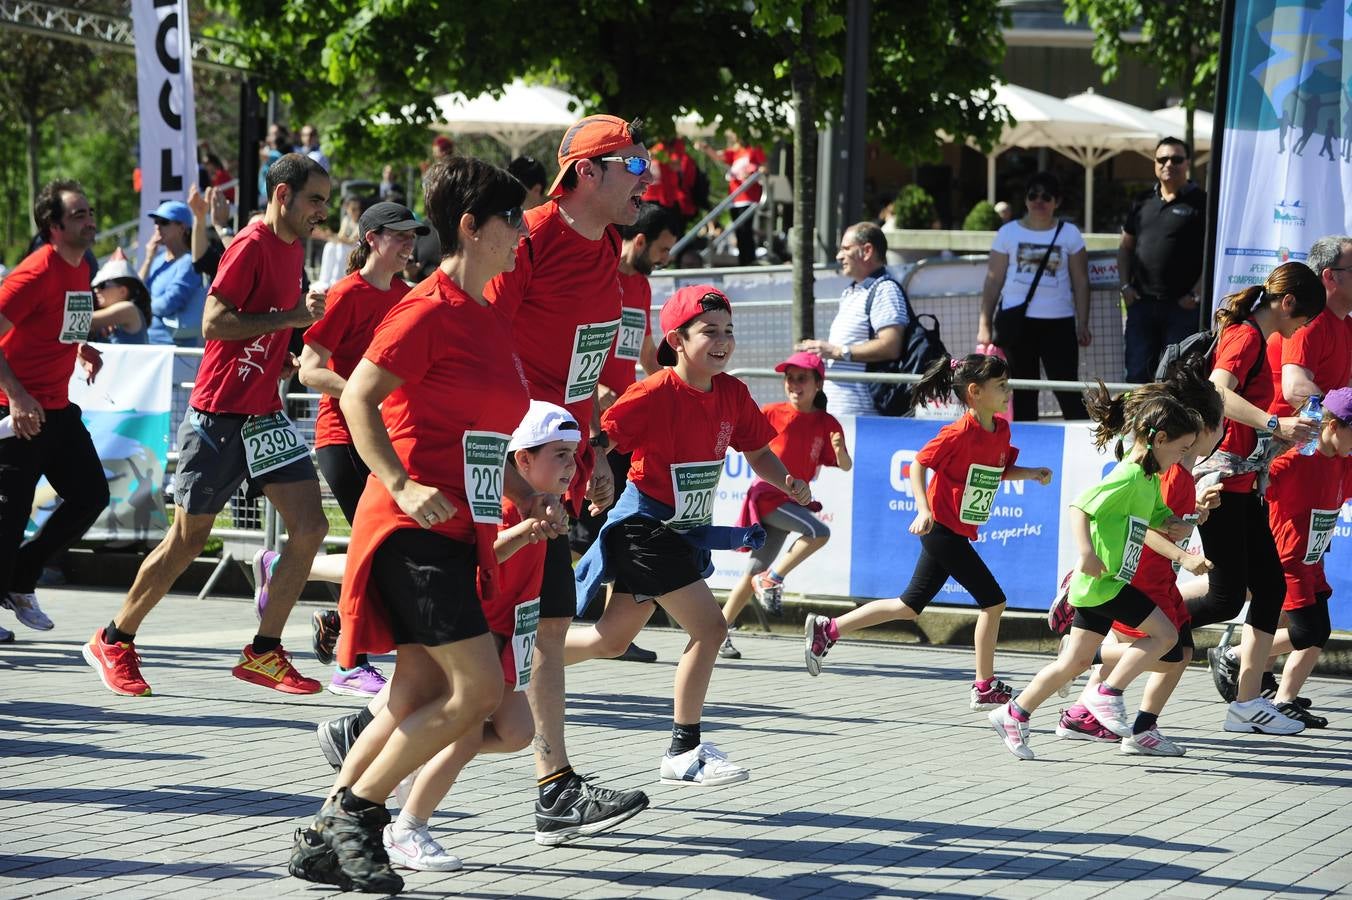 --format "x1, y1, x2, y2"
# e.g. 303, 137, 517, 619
1299, 395, 1323, 456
